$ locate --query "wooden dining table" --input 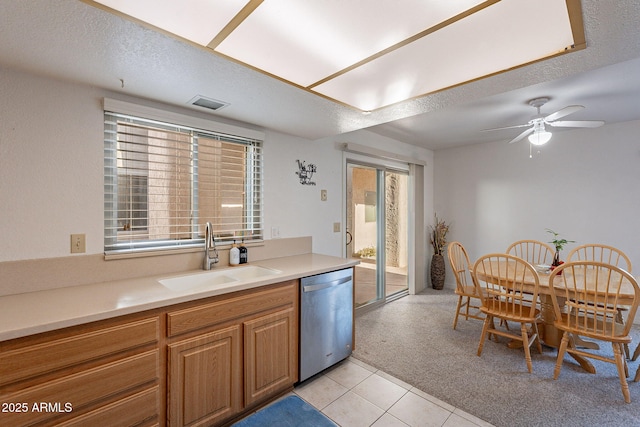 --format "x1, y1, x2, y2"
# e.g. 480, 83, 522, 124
475, 261, 637, 373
